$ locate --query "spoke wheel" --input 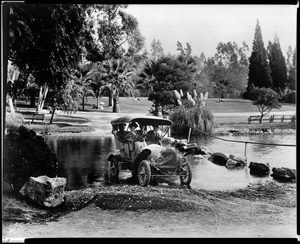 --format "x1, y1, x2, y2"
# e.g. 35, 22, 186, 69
179, 161, 192, 185
138, 160, 151, 187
